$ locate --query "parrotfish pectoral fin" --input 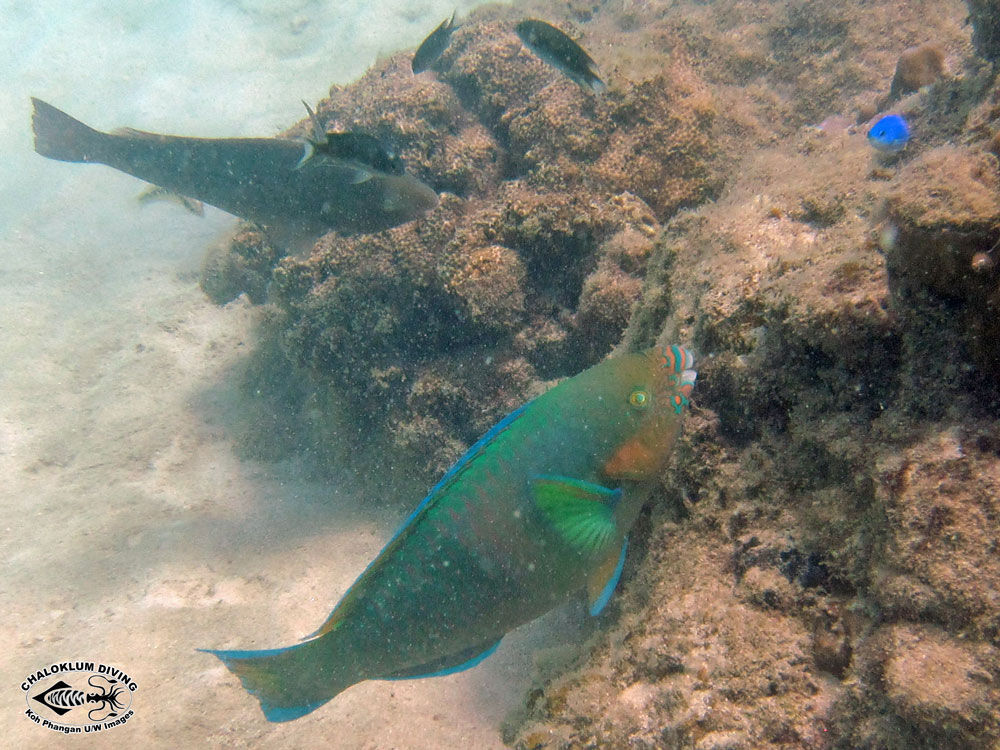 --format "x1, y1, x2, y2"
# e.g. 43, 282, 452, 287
385, 639, 501, 680
199, 636, 351, 722
532, 476, 621, 556
587, 537, 628, 615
